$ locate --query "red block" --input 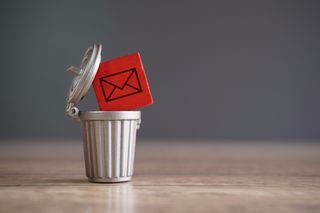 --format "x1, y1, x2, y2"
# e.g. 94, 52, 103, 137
92, 53, 153, 111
